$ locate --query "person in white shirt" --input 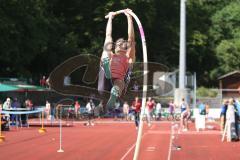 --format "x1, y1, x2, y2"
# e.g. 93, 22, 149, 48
85, 100, 95, 126
3, 98, 11, 110
3, 98, 11, 121
226, 98, 237, 142
155, 102, 162, 121
45, 100, 51, 120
